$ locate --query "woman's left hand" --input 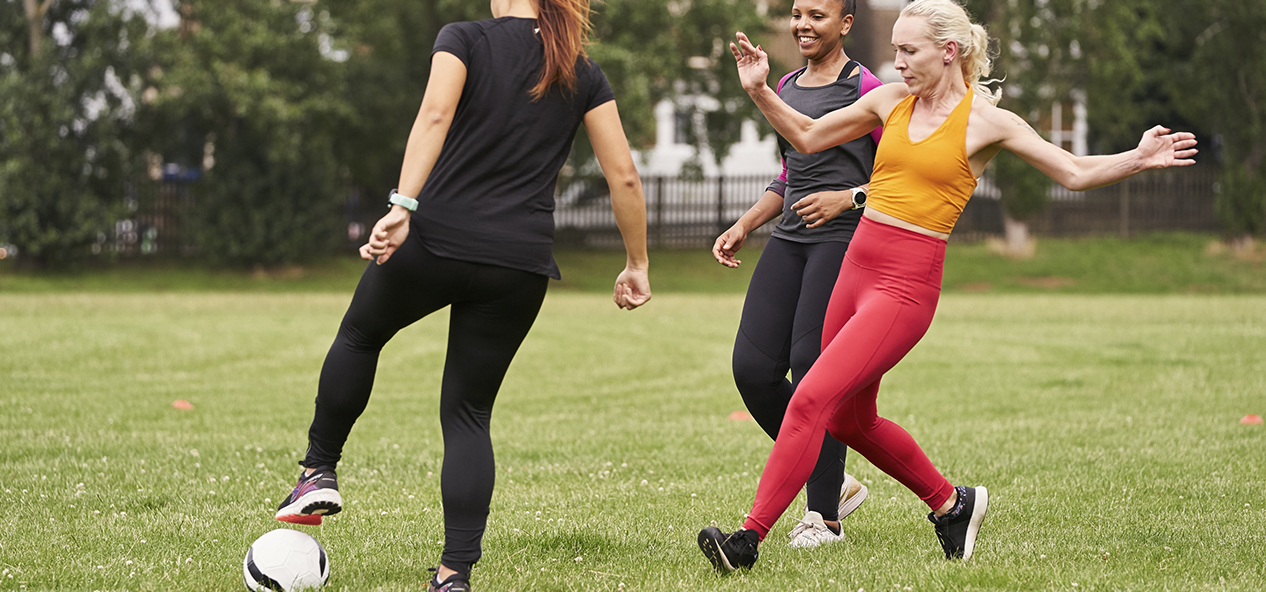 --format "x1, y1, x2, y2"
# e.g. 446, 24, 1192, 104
360, 206, 412, 264
613, 266, 651, 310
793, 190, 852, 229
1137, 125, 1198, 169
